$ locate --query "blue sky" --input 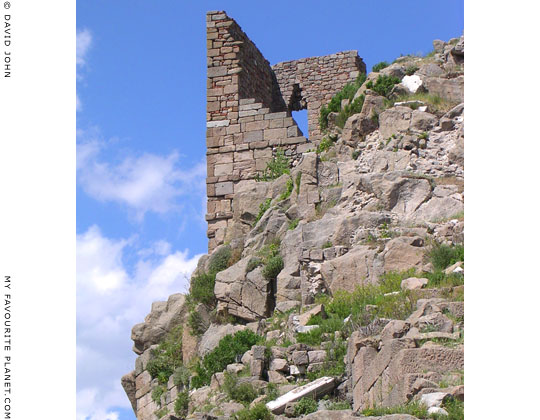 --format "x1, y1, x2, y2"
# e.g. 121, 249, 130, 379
76, 2, 463, 419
